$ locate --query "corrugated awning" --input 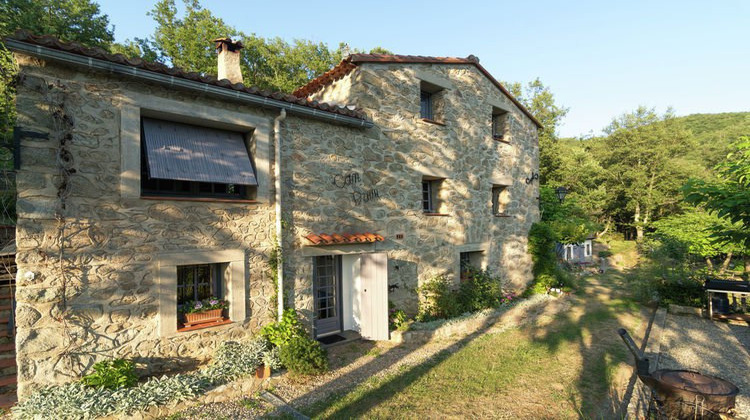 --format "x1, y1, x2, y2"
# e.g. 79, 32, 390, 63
141, 118, 258, 186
